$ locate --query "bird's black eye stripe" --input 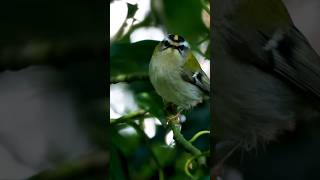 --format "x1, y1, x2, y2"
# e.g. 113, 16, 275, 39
178, 36, 185, 42
168, 34, 185, 43
162, 40, 187, 55
164, 40, 170, 47
177, 45, 187, 55
168, 34, 175, 41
